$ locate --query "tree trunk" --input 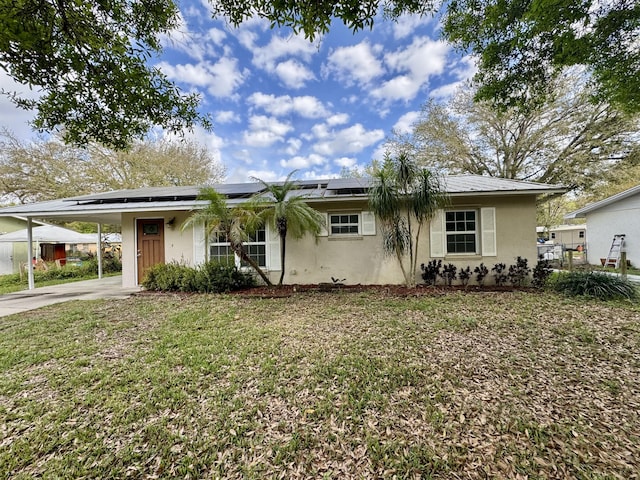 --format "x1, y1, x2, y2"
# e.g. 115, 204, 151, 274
395, 248, 410, 286
231, 243, 272, 286
278, 232, 286, 286
277, 218, 287, 286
